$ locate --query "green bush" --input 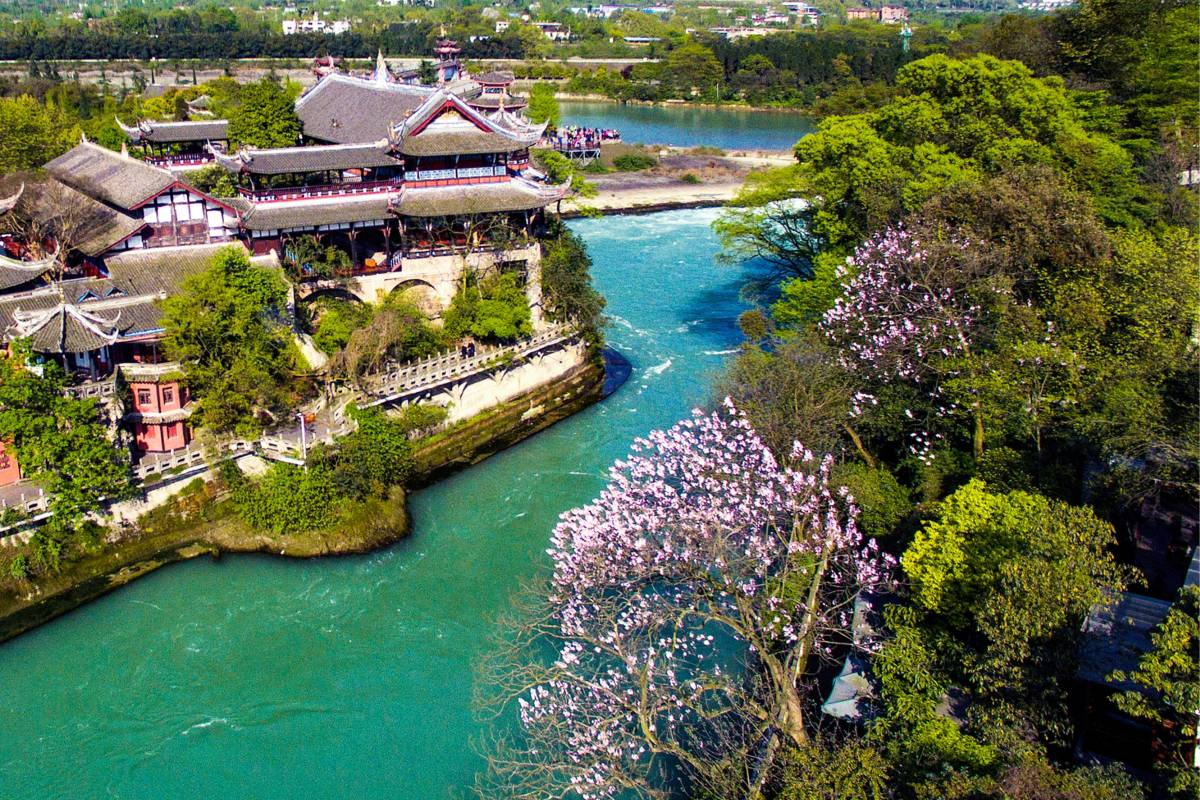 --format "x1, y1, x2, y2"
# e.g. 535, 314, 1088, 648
833, 462, 913, 539
443, 271, 532, 343
233, 462, 338, 535
311, 298, 373, 355
680, 172, 701, 184
612, 152, 658, 171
